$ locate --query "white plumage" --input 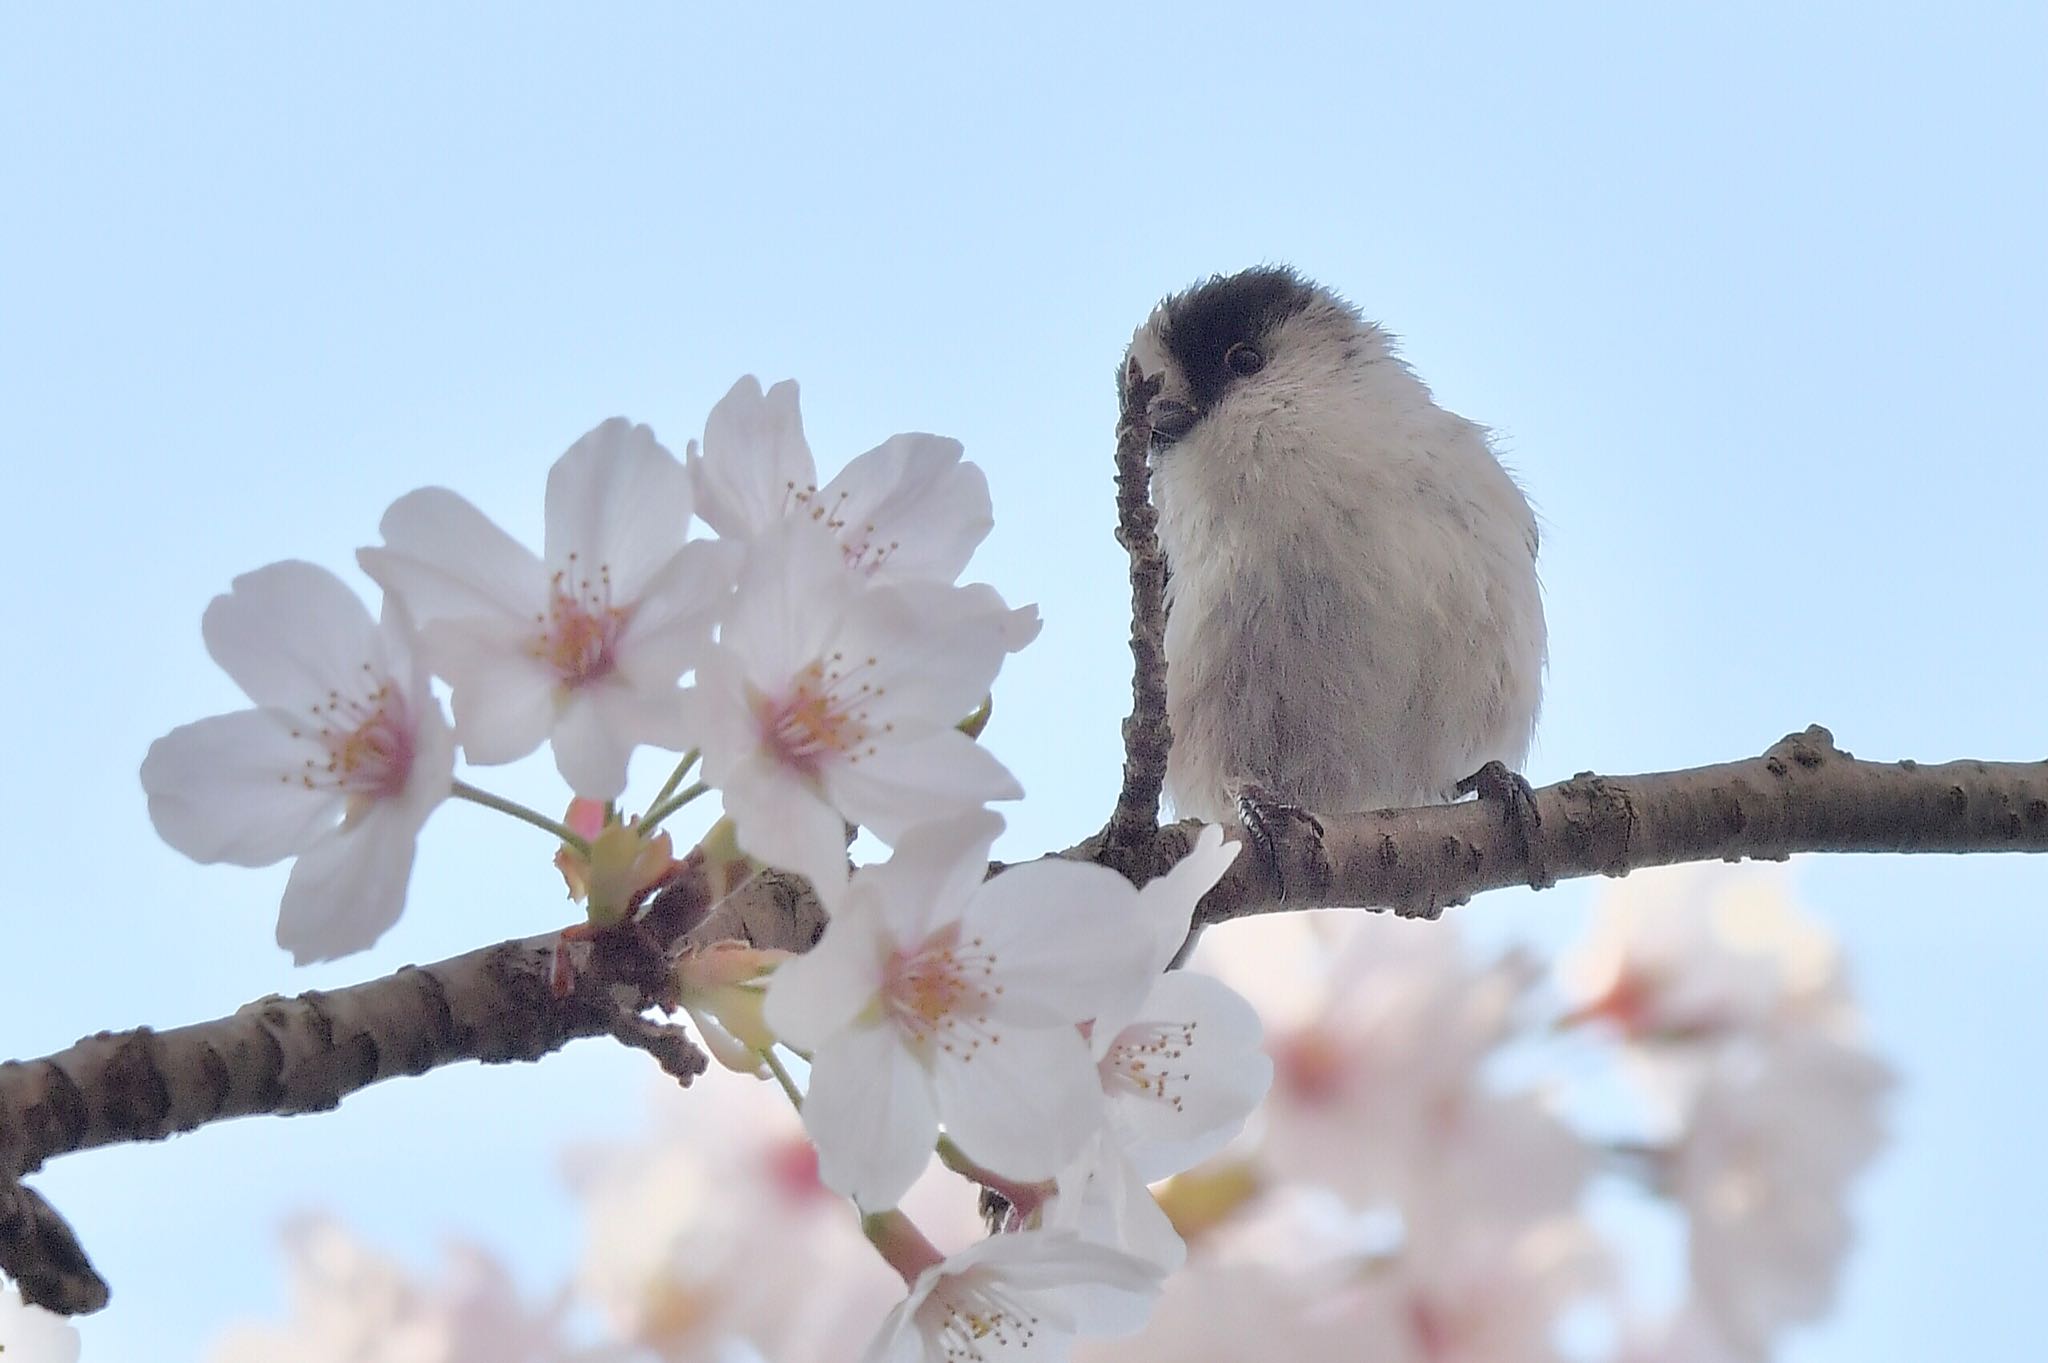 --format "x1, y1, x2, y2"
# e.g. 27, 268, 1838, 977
1125, 267, 1545, 823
